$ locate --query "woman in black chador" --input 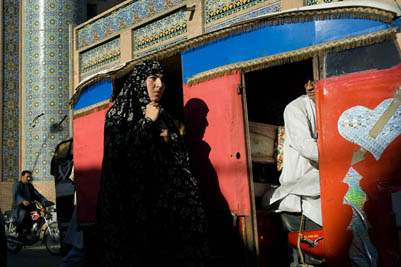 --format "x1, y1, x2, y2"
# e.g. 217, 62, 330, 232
87, 60, 209, 266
